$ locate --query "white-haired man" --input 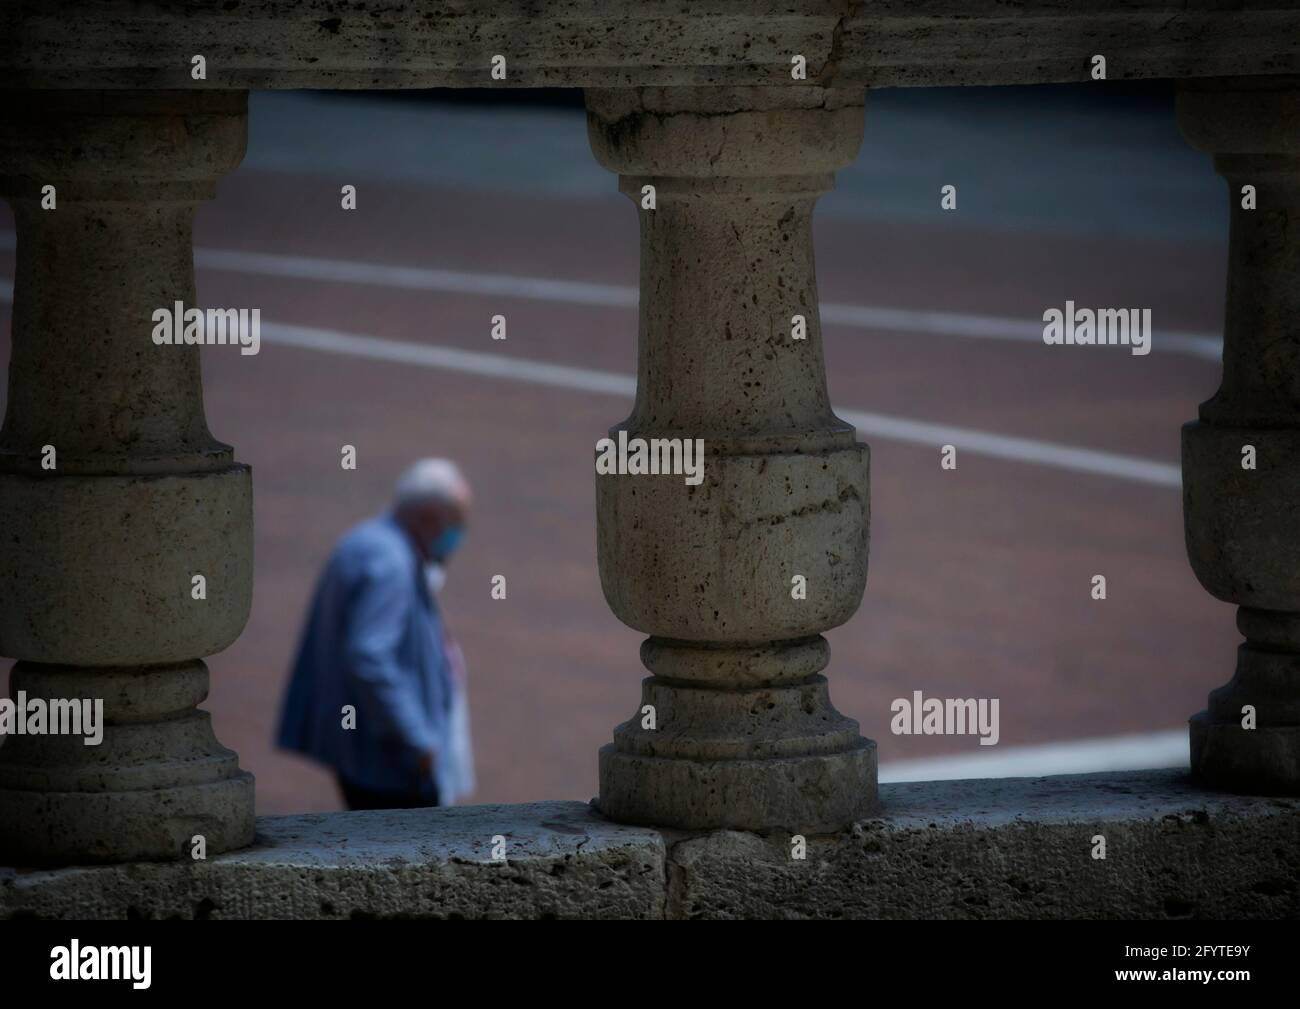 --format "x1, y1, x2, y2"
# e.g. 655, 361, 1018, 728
277, 459, 476, 810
